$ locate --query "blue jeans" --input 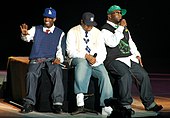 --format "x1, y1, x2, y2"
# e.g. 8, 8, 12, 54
71, 58, 113, 106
